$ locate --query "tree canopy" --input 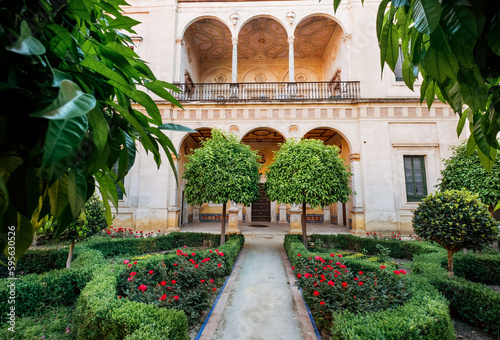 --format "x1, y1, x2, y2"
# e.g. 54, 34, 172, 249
336, 0, 500, 169
438, 142, 500, 211
0, 0, 193, 260
183, 129, 261, 244
265, 138, 352, 246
